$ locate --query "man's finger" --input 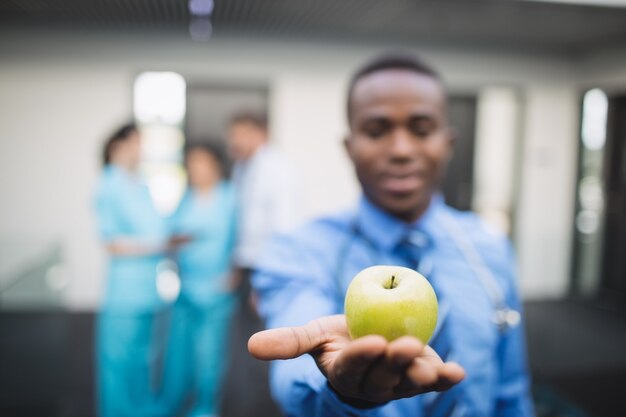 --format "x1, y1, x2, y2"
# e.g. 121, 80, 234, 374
428, 362, 466, 392
407, 346, 465, 391
386, 336, 425, 370
331, 335, 387, 390
397, 359, 465, 397
248, 319, 327, 360
405, 356, 439, 388
361, 336, 423, 396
